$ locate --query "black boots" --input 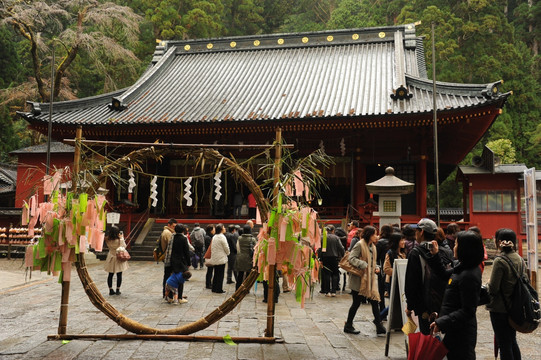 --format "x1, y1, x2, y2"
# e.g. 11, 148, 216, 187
373, 319, 386, 335
344, 323, 360, 334
109, 289, 115, 295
